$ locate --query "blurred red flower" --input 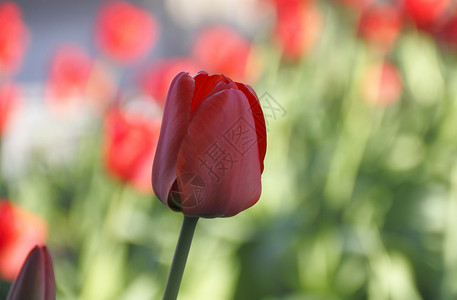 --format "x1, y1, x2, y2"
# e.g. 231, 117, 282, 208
361, 61, 402, 107
140, 58, 200, 107
0, 82, 21, 137
402, 0, 450, 30
267, 0, 303, 14
435, 8, 457, 48
0, 200, 48, 281
46, 45, 116, 117
192, 26, 259, 83
46, 45, 93, 103
358, 4, 402, 52
0, 2, 28, 75
333, 0, 374, 12
104, 106, 162, 193
85, 61, 117, 113
273, 2, 323, 60
95, 0, 158, 64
